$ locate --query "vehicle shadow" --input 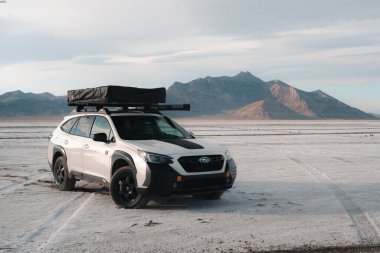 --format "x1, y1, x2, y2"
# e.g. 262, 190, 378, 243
146, 180, 380, 216
71, 181, 109, 195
